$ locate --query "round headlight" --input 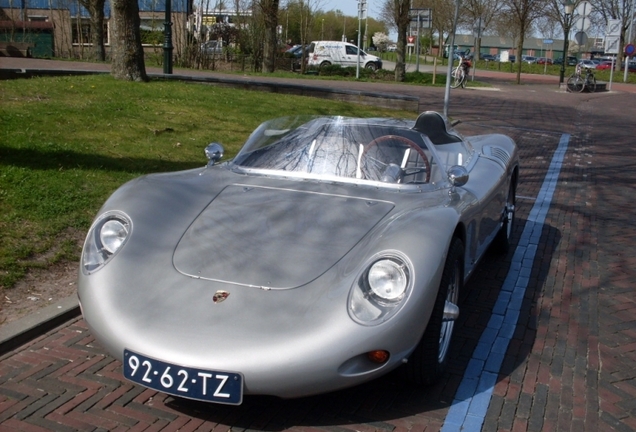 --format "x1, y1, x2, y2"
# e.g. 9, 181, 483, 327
100, 219, 129, 254
82, 211, 132, 274
368, 259, 407, 301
